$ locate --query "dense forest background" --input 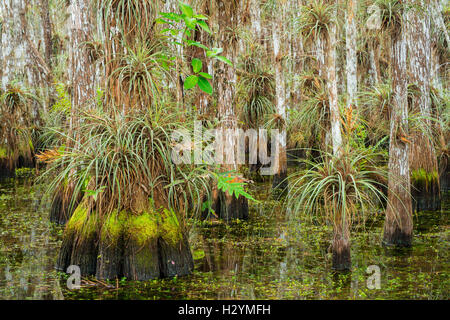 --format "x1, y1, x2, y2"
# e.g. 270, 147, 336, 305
0, 0, 448, 292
